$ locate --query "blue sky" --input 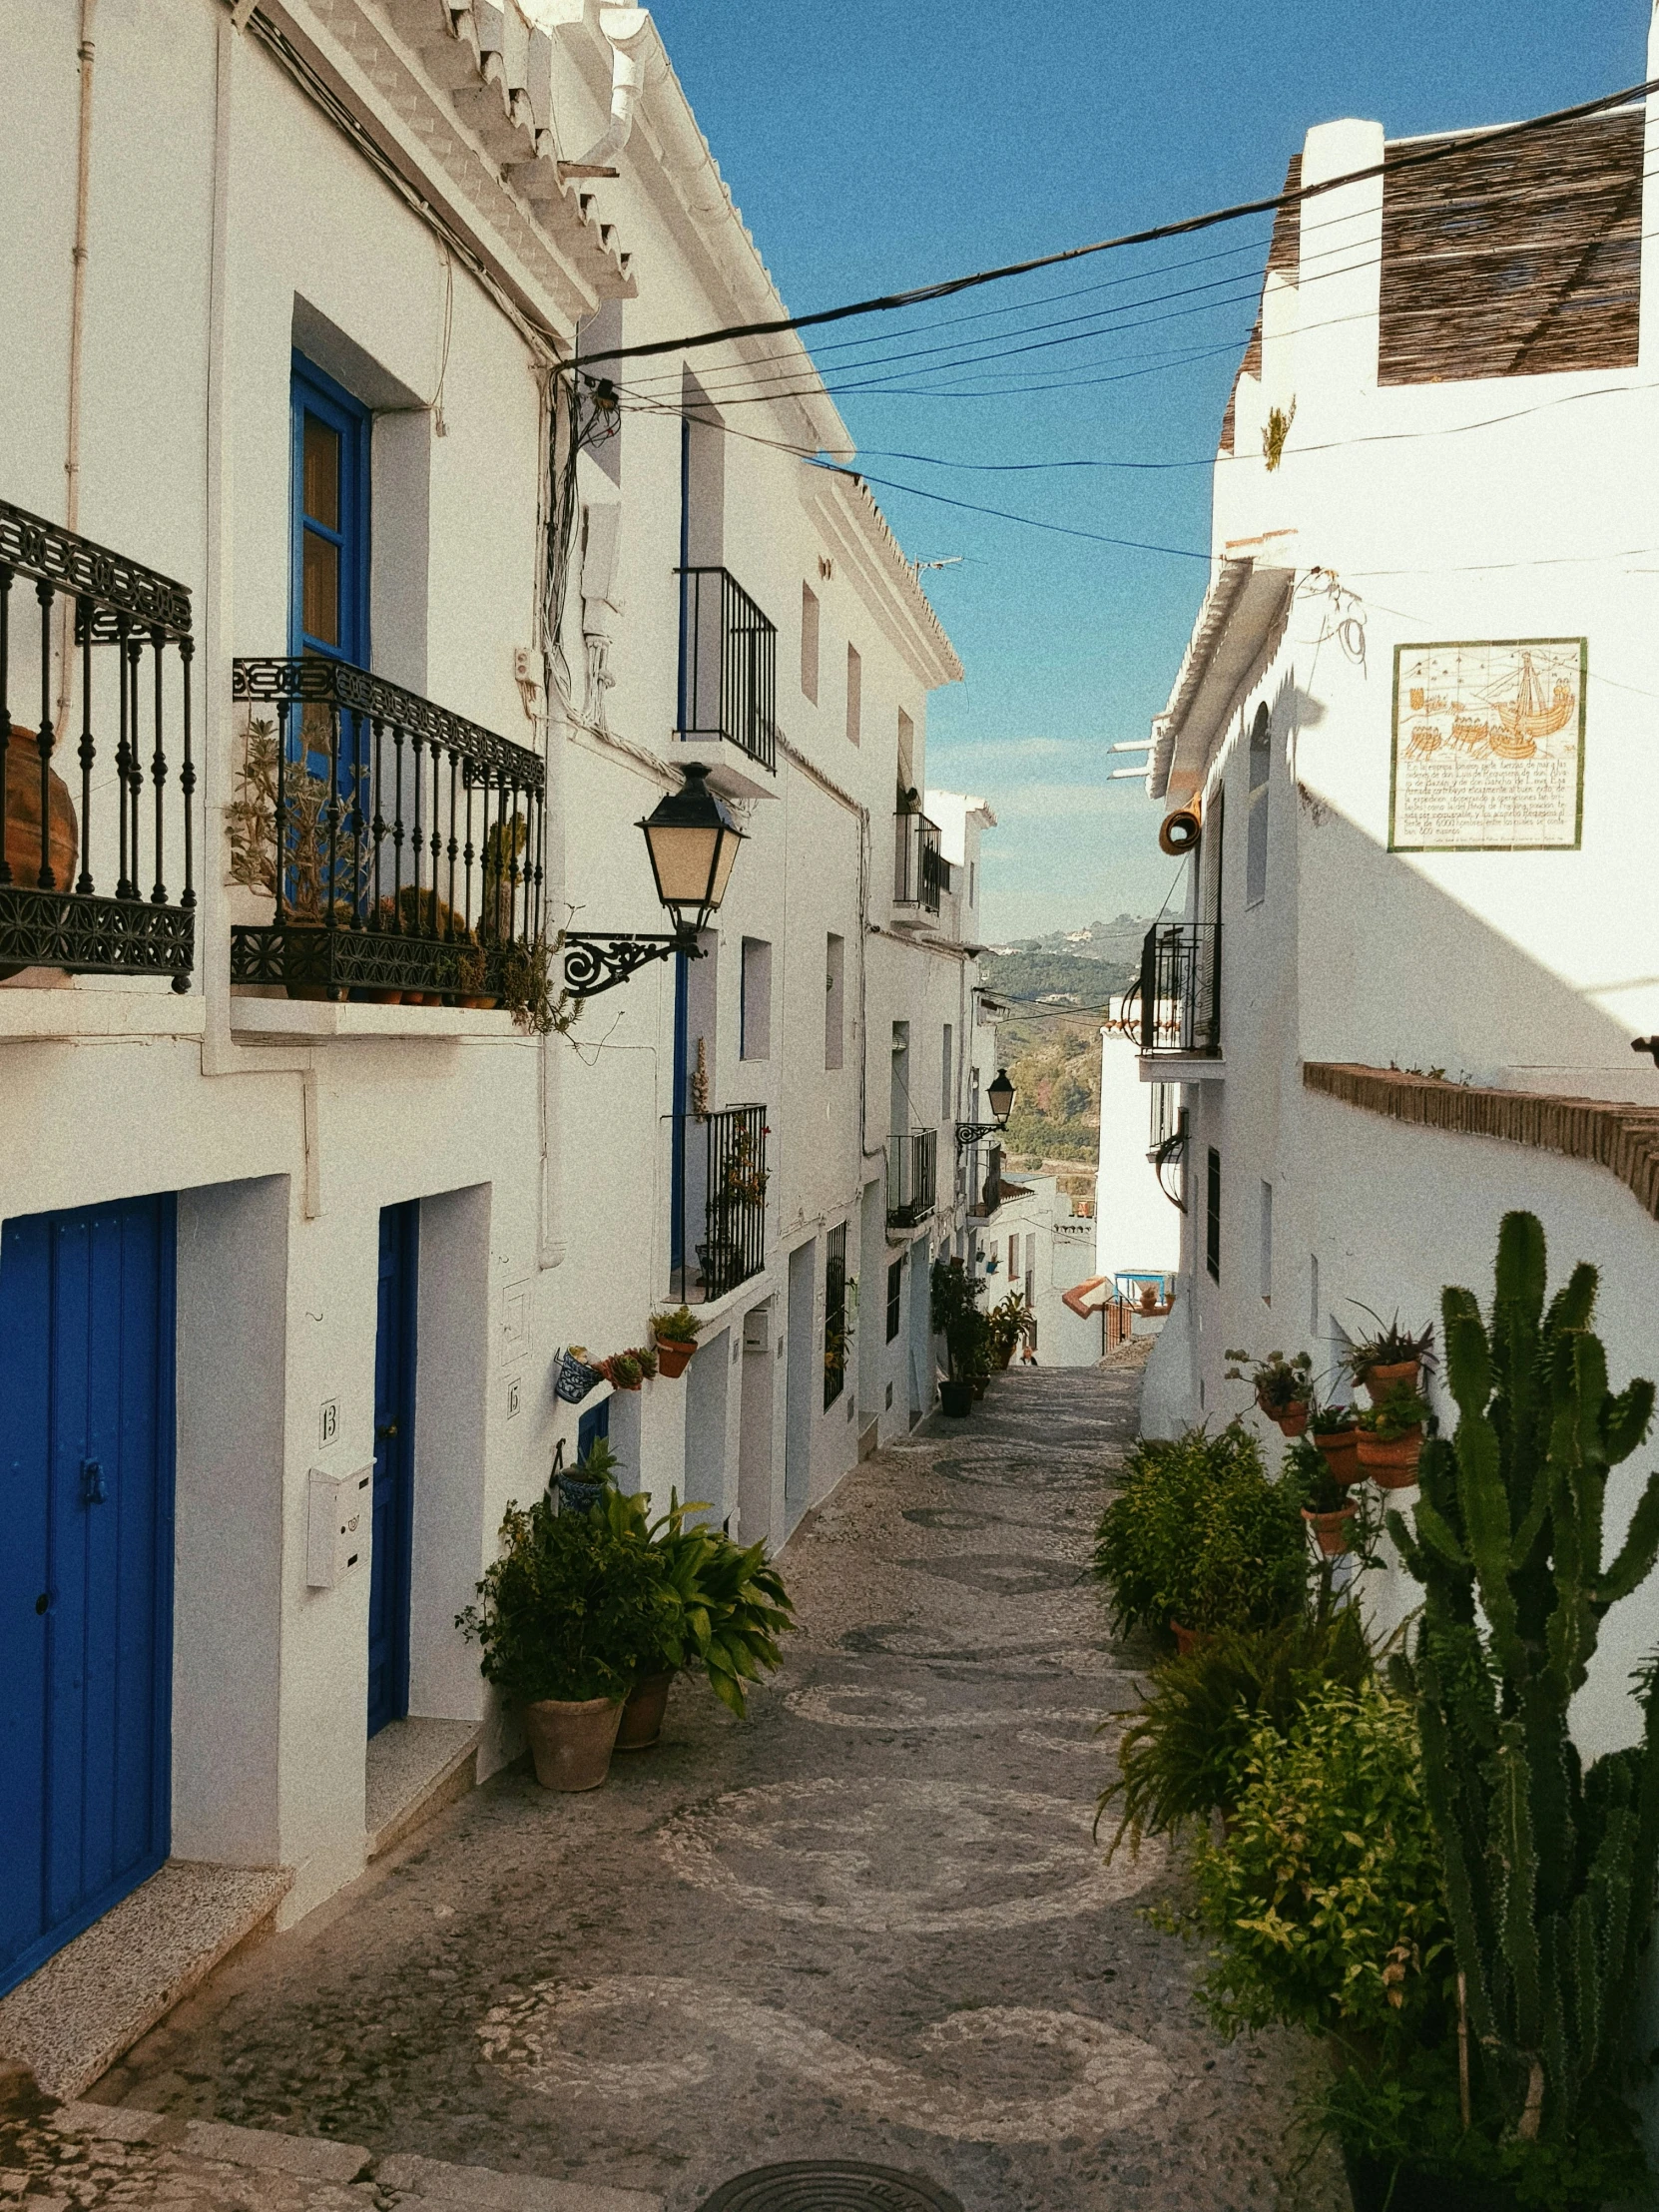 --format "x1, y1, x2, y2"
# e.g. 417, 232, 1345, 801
650, 0, 1650, 941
